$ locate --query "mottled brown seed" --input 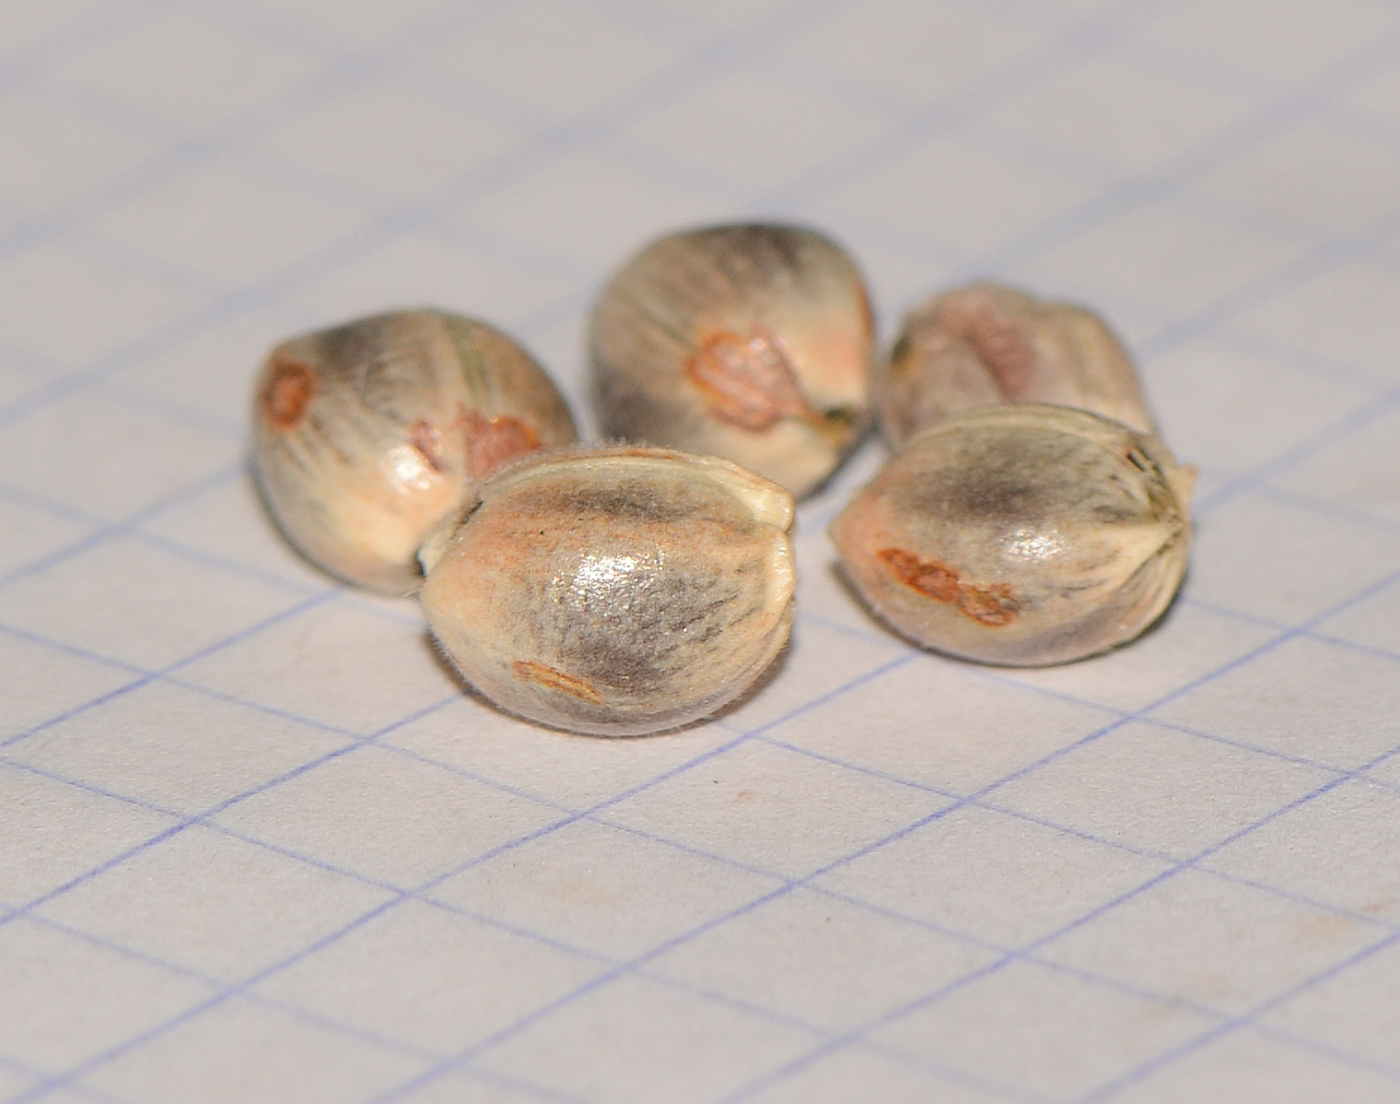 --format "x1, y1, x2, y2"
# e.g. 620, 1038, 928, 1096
832, 404, 1194, 666
419, 446, 796, 736
590, 223, 875, 498
880, 282, 1155, 448
251, 309, 577, 594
